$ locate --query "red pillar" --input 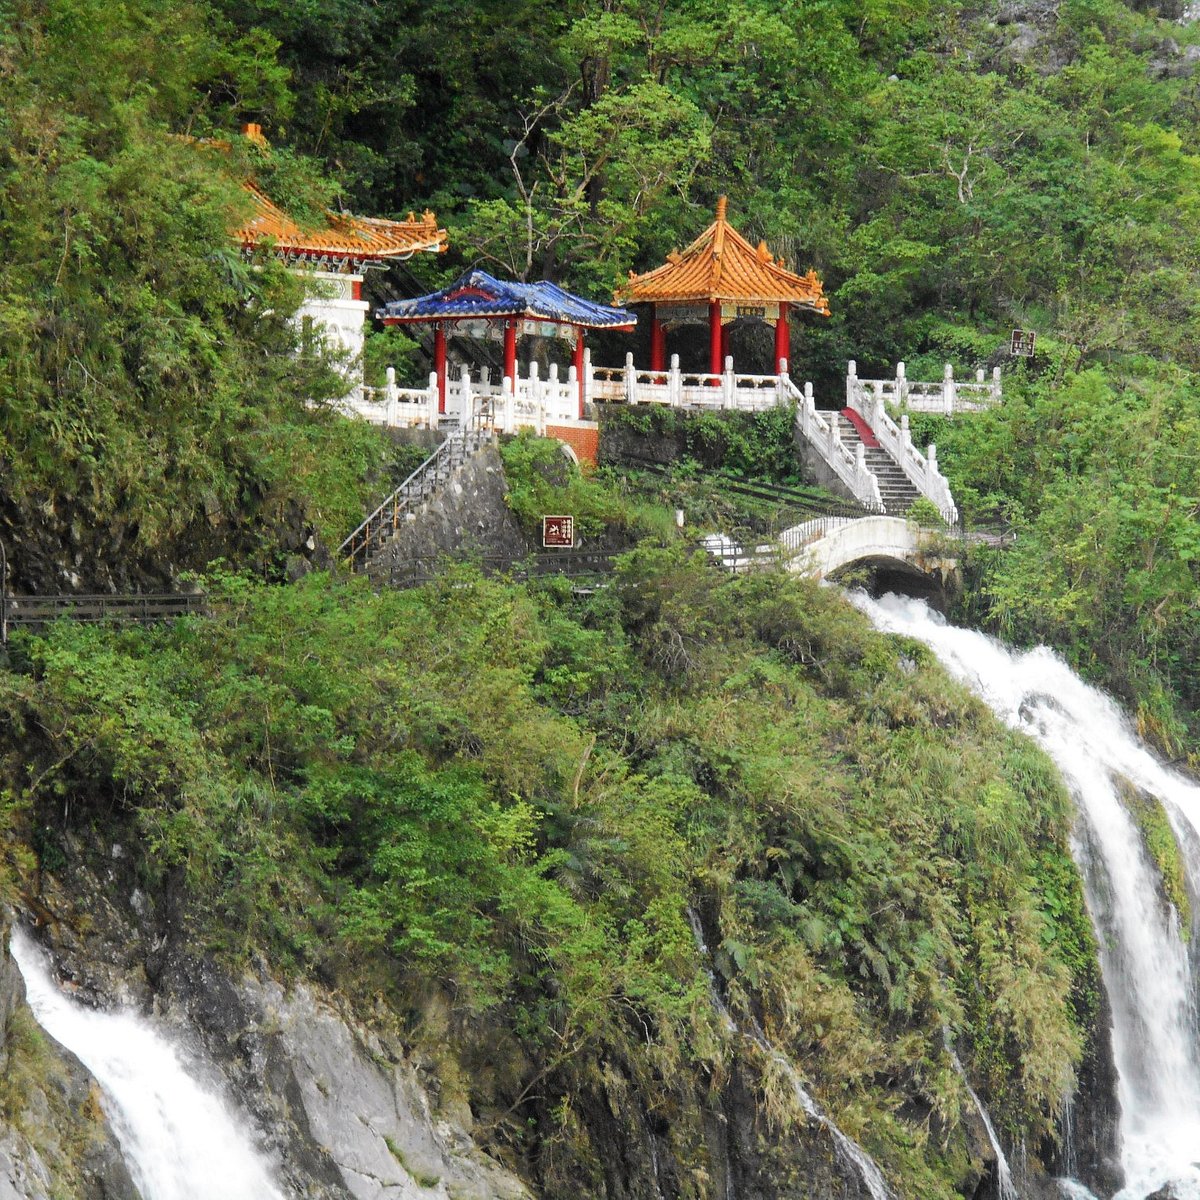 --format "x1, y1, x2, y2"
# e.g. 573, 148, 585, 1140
574, 330, 586, 419
351, 278, 363, 302
720, 322, 731, 371
650, 308, 666, 373
708, 300, 722, 377
433, 324, 447, 413
774, 302, 790, 374
503, 320, 518, 390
